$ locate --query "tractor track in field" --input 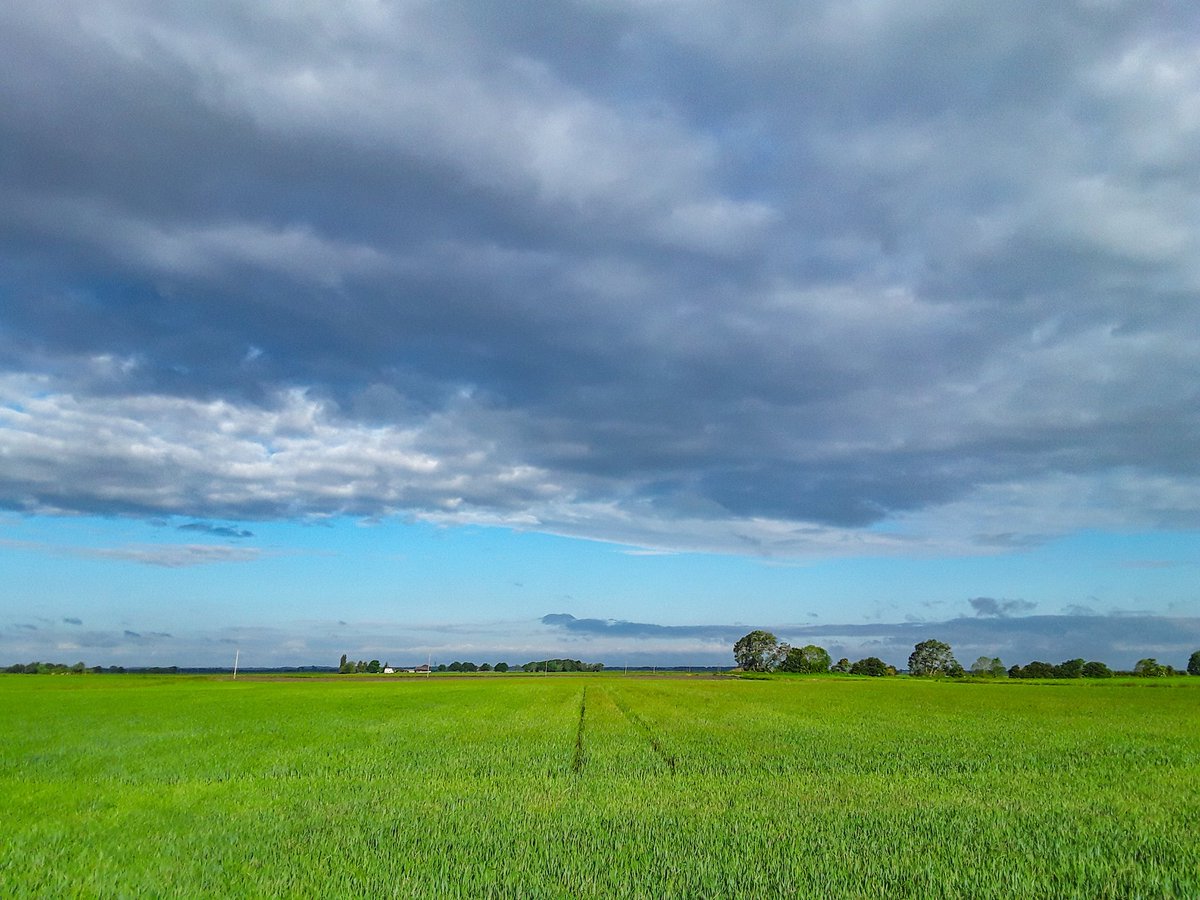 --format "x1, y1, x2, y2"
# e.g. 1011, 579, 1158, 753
572, 687, 587, 773
604, 688, 677, 774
